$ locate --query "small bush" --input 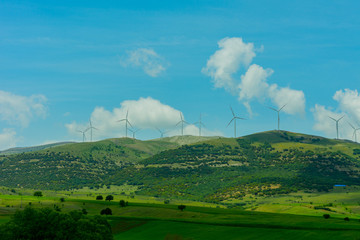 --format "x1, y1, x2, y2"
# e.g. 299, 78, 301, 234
178, 205, 186, 211
344, 217, 350, 221
60, 197, 65, 202
33, 191, 43, 197
82, 208, 88, 215
96, 195, 103, 200
119, 200, 128, 207
323, 214, 330, 219
100, 208, 112, 215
